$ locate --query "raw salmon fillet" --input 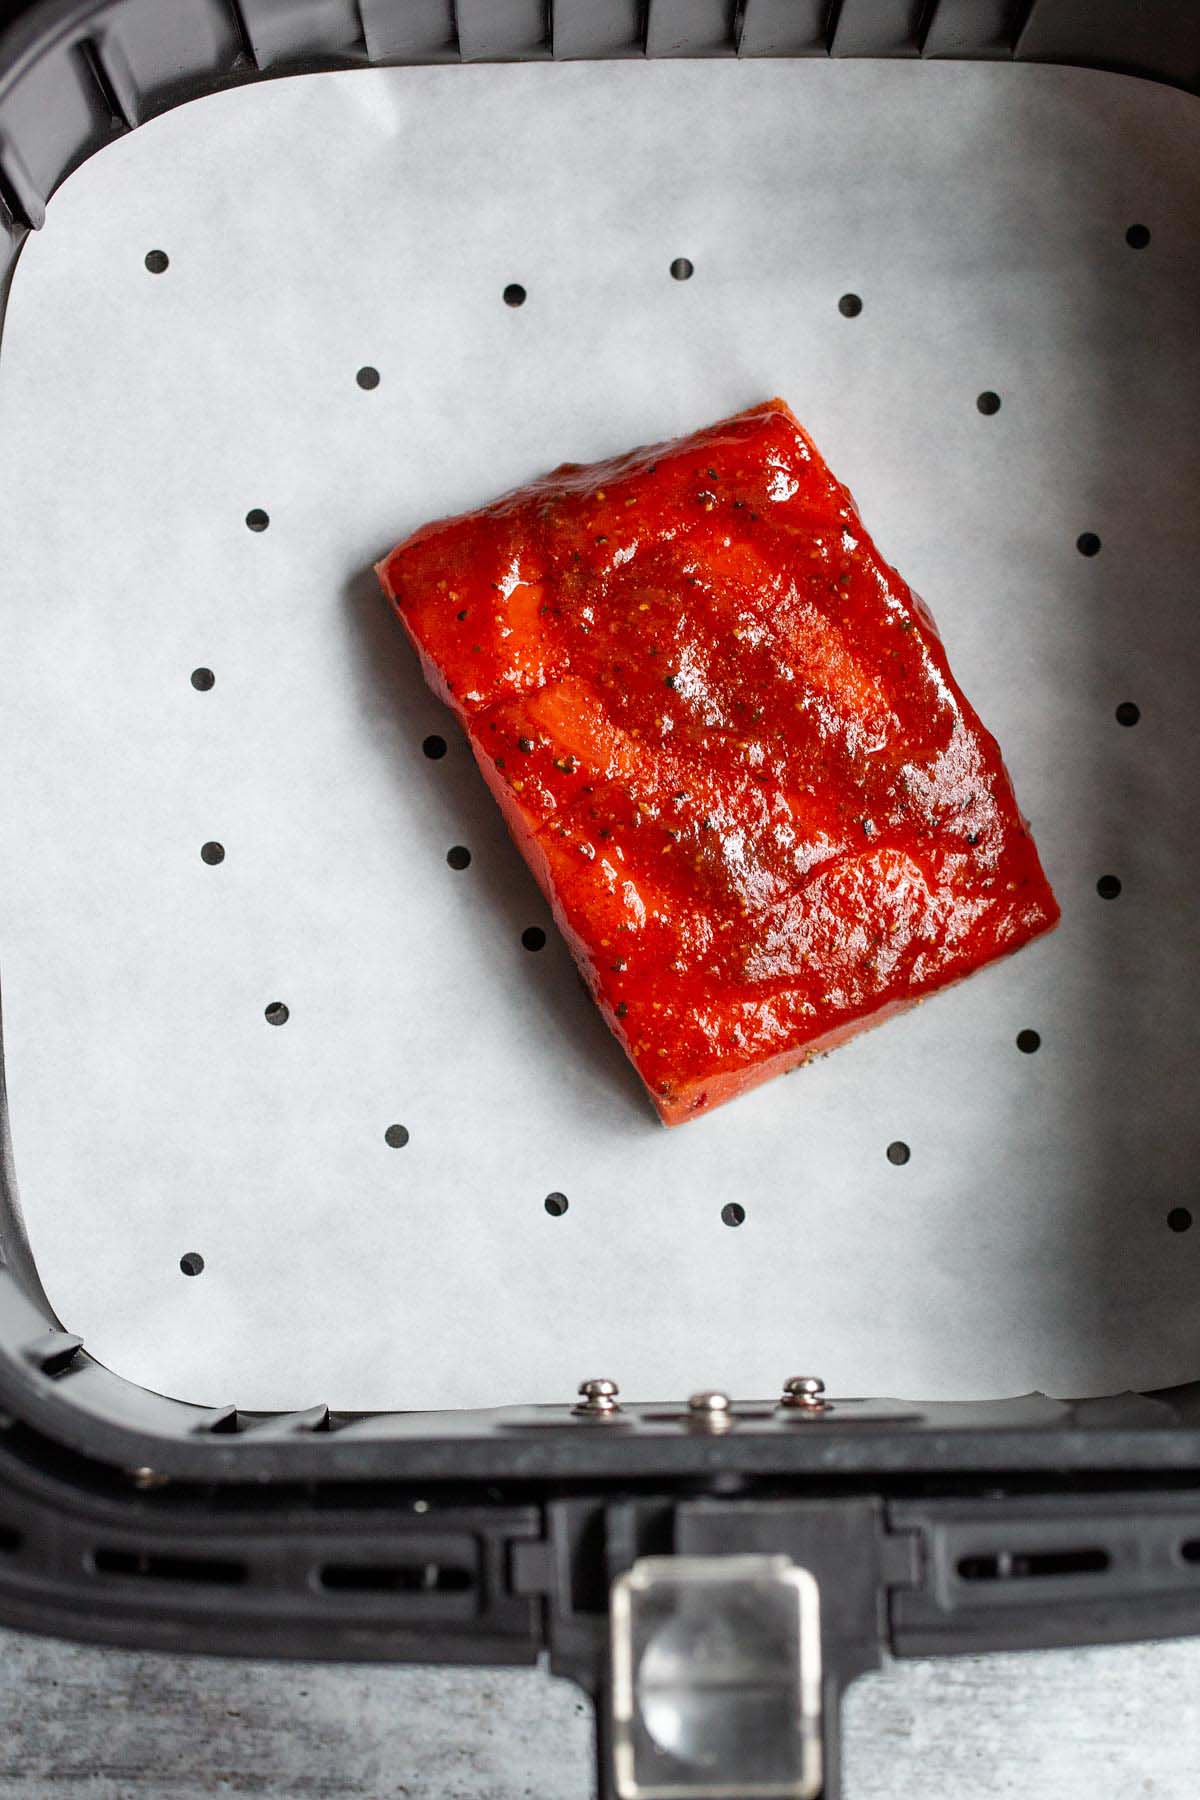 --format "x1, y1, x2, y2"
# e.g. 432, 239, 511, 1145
377, 399, 1059, 1125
